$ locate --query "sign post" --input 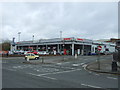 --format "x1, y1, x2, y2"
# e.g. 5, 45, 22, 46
27, 57, 29, 61
97, 45, 102, 70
